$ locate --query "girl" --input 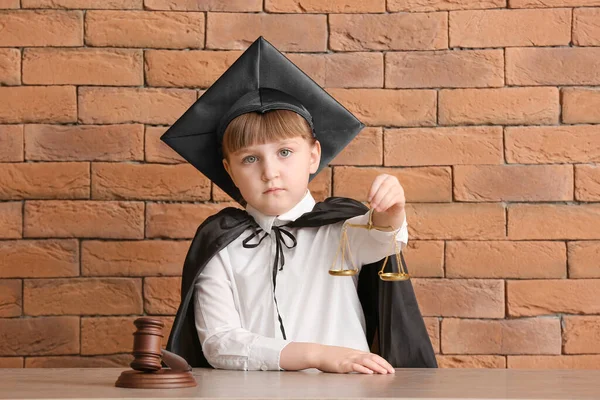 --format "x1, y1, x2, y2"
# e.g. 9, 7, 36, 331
162, 37, 436, 373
